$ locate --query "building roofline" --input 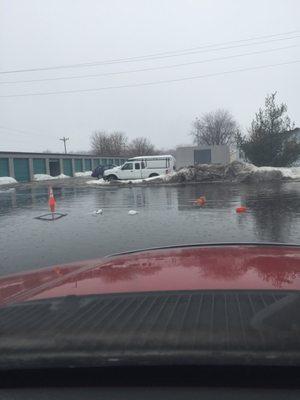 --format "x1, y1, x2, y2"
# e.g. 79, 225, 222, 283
0, 151, 125, 157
